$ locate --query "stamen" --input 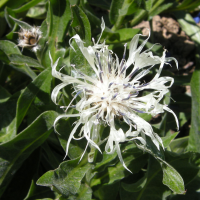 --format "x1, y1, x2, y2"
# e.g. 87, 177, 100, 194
85, 89, 93, 93
95, 52, 103, 71
92, 38, 95, 45
123, 43, 127, 60
99, 71, 103, 83
137, 82, 149, 88
132, 108, 146, 113
71, 65, 85, 76
101, 97, 106, 100
120, 59, 125, 71
112, 93, 118, 100
65, 90, 82, 112
123, 83, 130, 88
120, 65, 127, 75
130, 91, 139, 96
69, 105, 76, 108
128, 68, 139, 79
108, 82, 114, 88
118, 111, 125, 116
96, 110, 102, 119
123, 91, 139, 100
108, 53, 112, 73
